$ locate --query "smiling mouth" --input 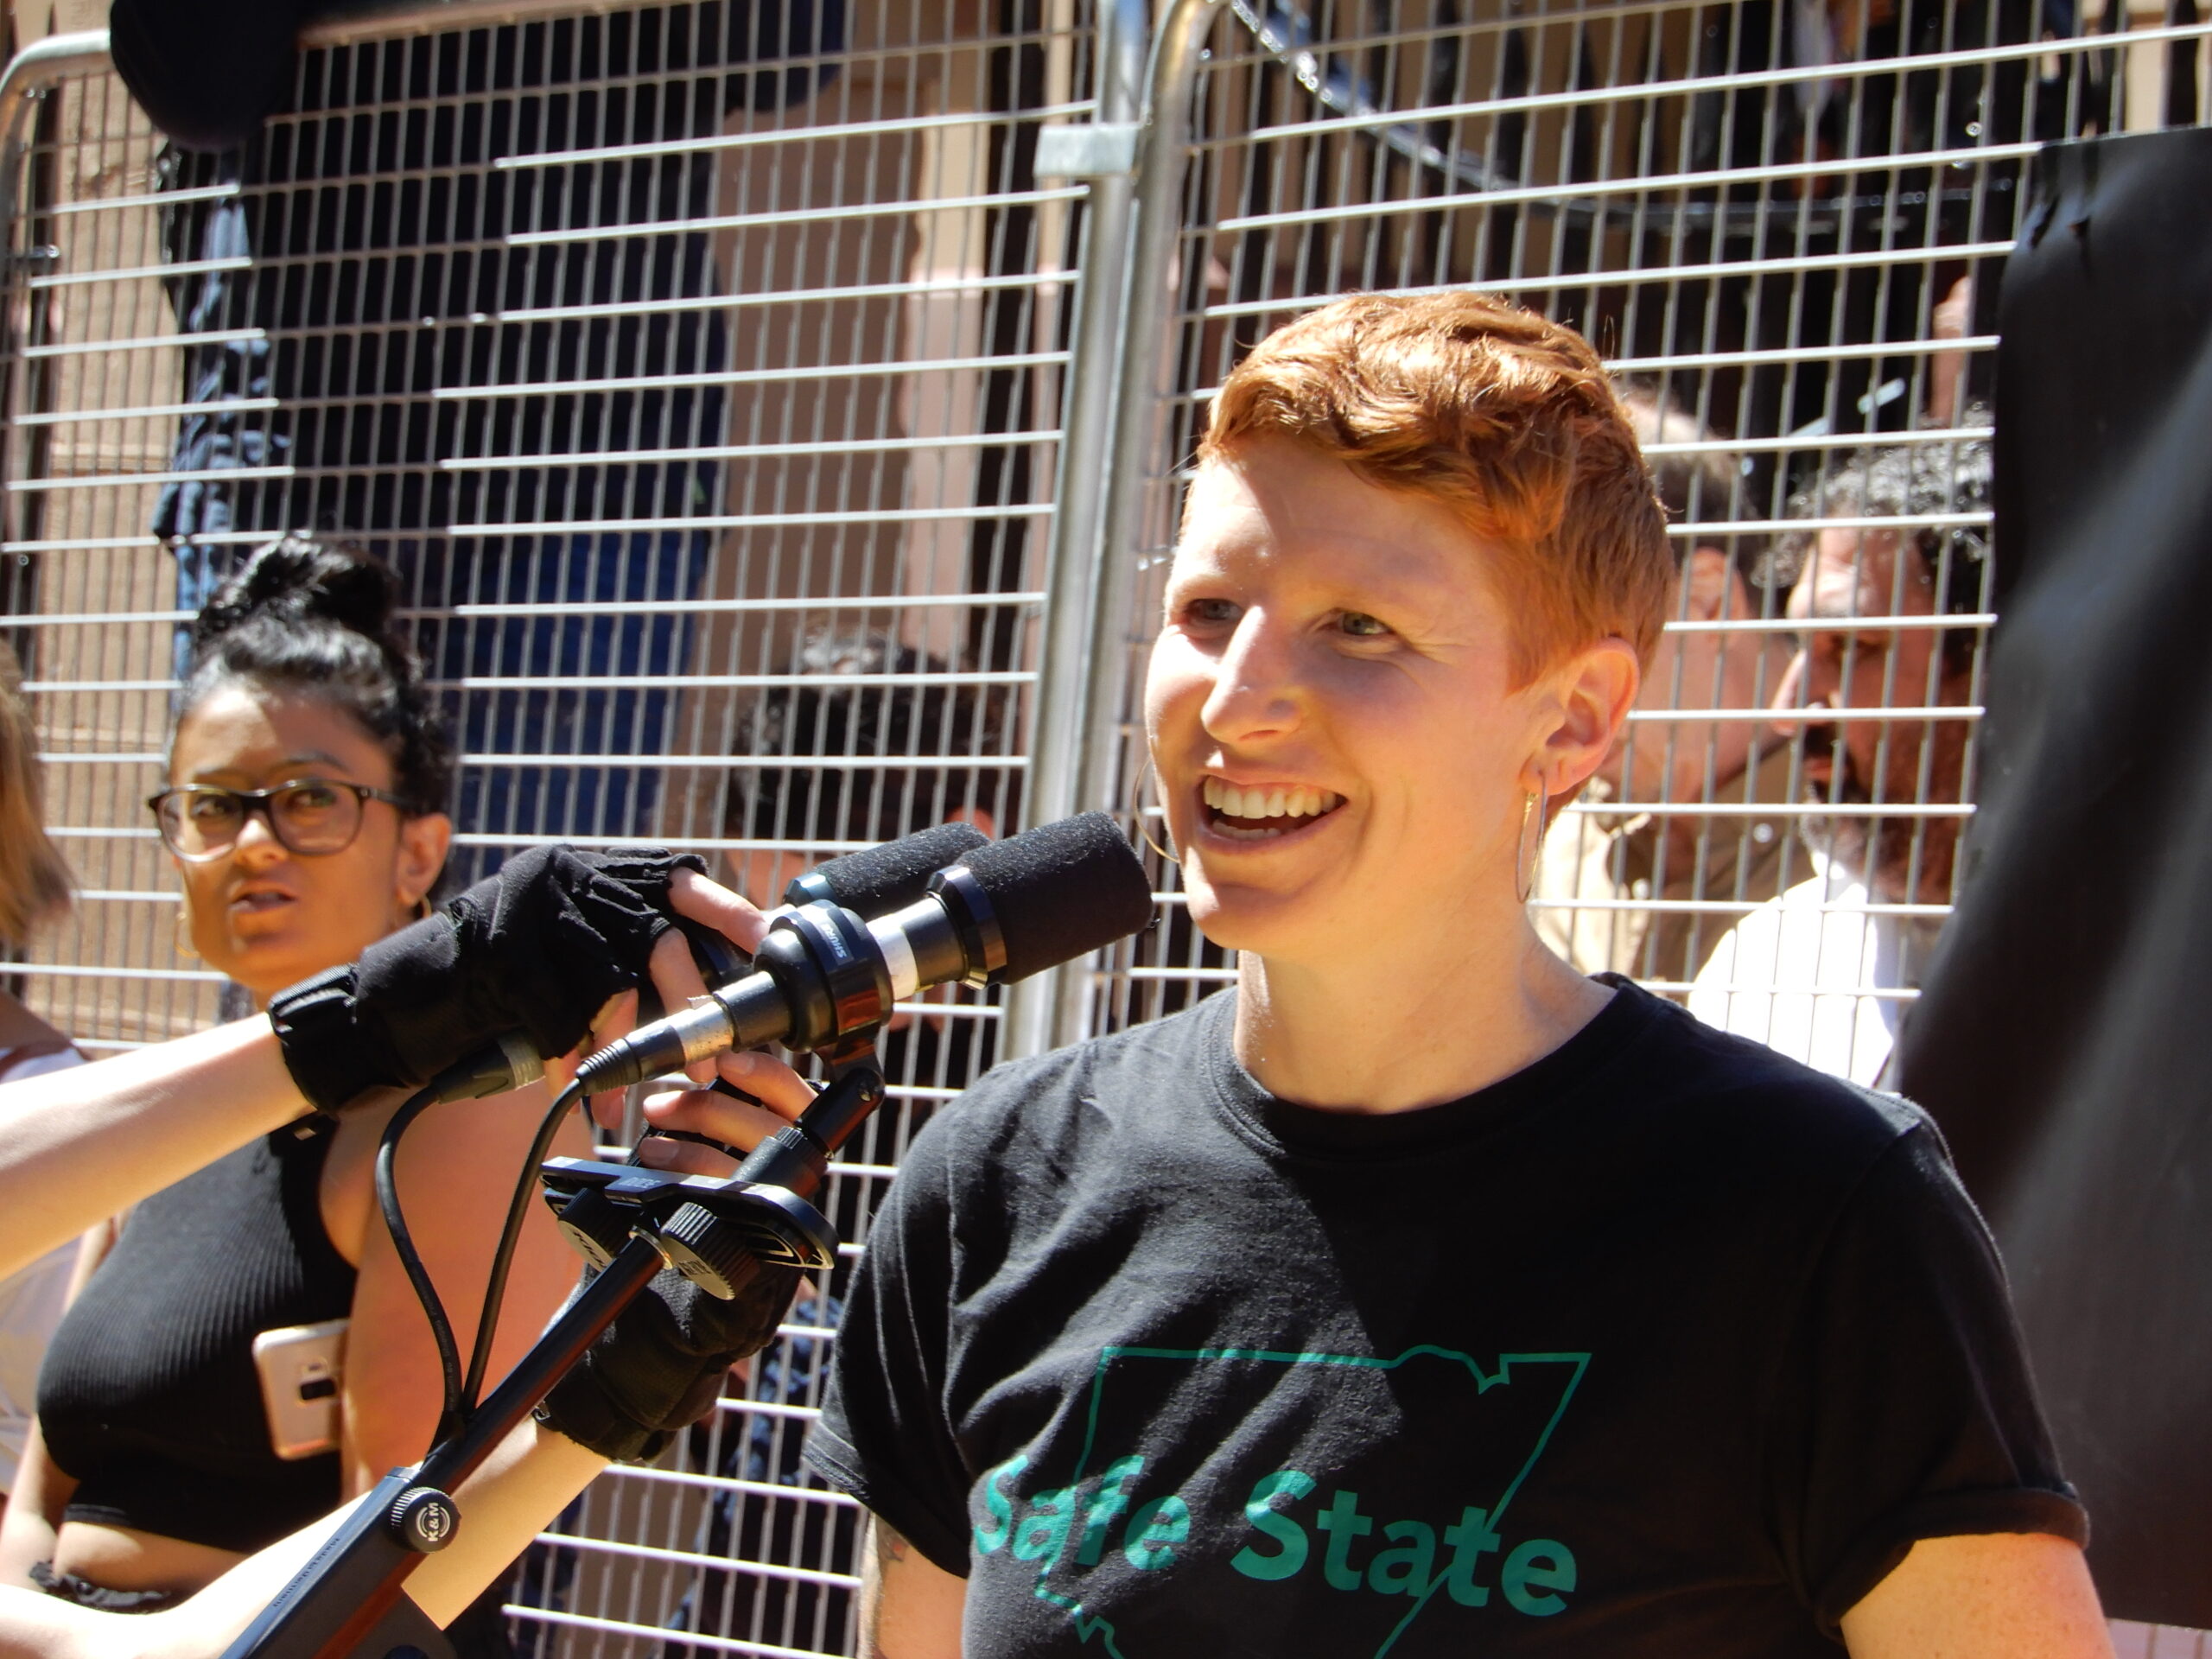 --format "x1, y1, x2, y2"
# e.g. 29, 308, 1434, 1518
1200, 776, 1345, 842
